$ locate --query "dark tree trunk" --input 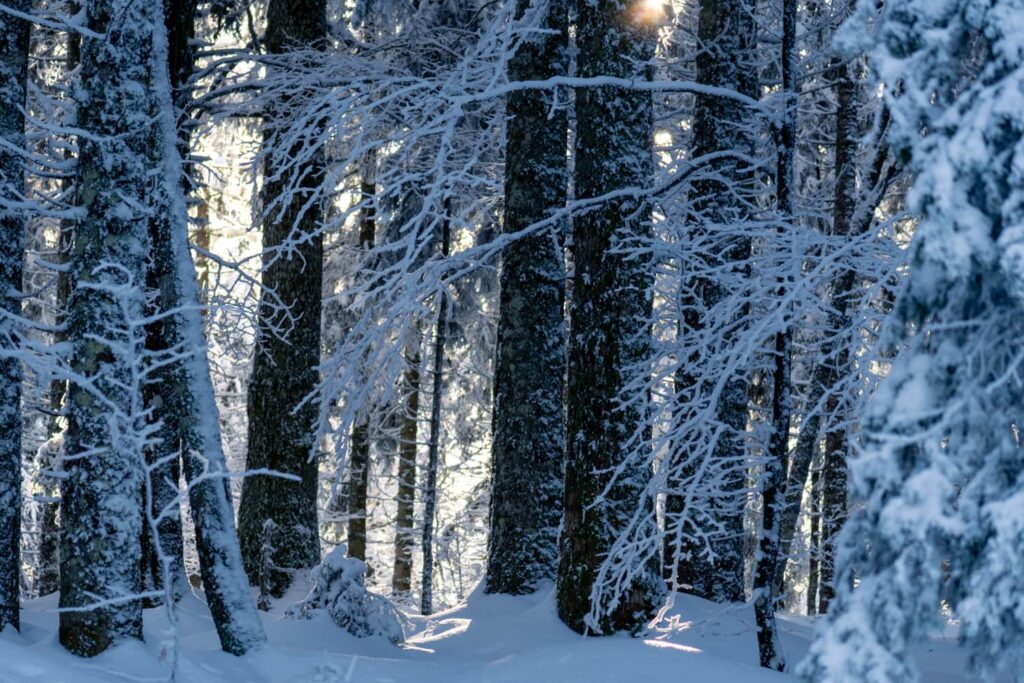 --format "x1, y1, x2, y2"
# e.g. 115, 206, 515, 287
555, 0, 661, 634
817, 56, 858, 615
238, 0, 327, 596
485, 0, 568, 596
664, 0, 757, 604
753, 0, 794, 670
347, 173, 376, 564
347, 419, 369, 562
420, 215, 450, 616
0, 0, 31, 634
392, 348, 420, 595
806, 452, 822, 615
